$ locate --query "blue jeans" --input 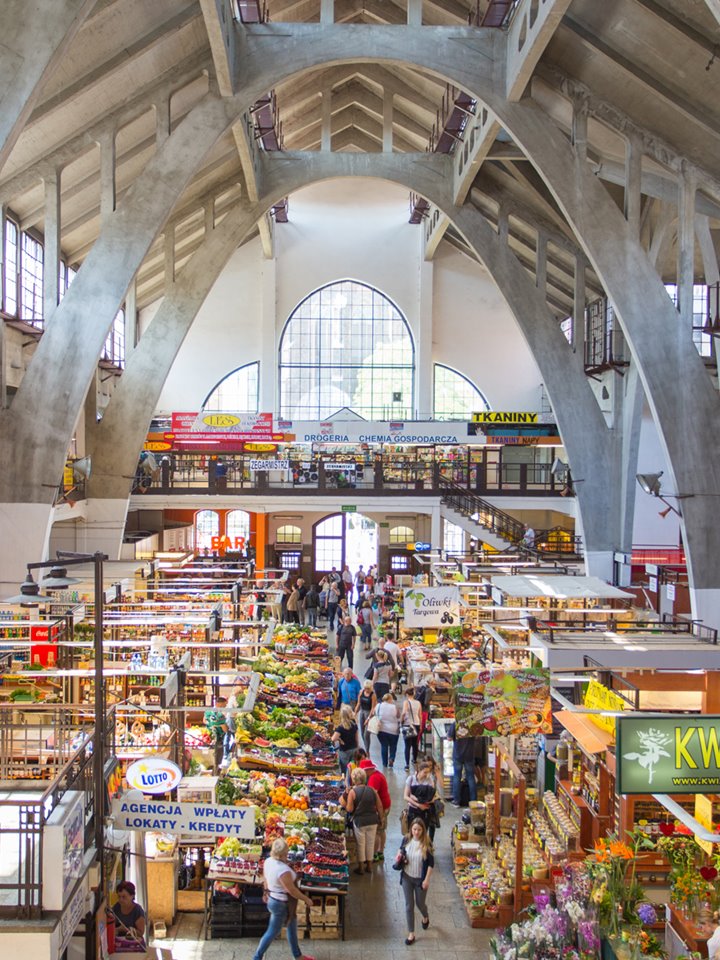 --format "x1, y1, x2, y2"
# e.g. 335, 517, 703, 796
360, 623, 373, 646
378, 731, 399, 767
305, 608, 317, 627
252, 897, 302, 960
453, 758, 477, 806
327, 602, 338, 630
